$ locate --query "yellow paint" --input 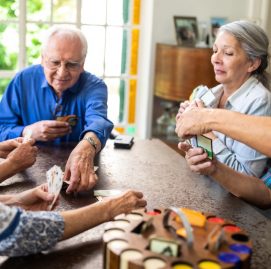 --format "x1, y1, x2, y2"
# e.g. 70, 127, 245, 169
115, 126, 125, 134
175, 208, 206, 227
176, 228, 187, 238
173, 264, 193, 269
133, 0, 141, 24
198, 261, 221, 269
128, 79, 136, 124
130, 29, 139, 75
